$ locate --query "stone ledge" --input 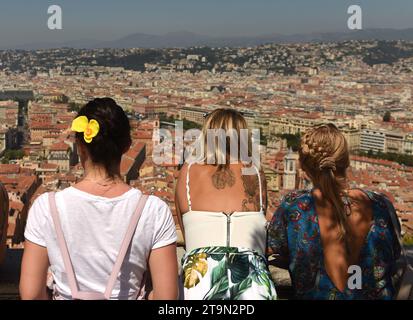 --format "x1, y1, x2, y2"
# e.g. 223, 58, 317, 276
0, 249, 22, 300
0, 247, 294, 300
